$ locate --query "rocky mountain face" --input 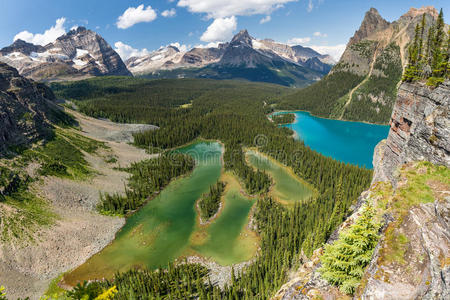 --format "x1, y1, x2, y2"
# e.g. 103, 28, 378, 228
218, 30, 278, 67
126, 29, 334, 87
126, 44, 228, 75
0, 27, 131, 81
348, 8, 390, 46
328, 6, 442, 123
0, 39, 45, 56
0, 63, 62, 153
274, 81, 450, 299
373, 81, 450, 184
217, 30, 334, 72
180, 45, 227, 66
